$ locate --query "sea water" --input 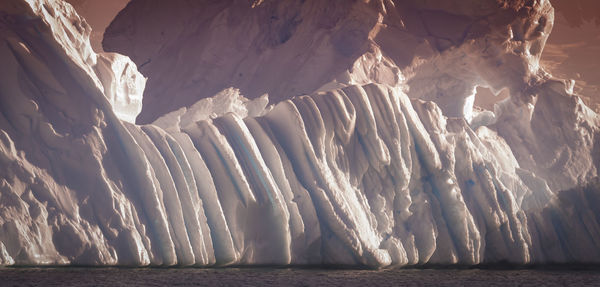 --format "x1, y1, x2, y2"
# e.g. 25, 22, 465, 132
1, 267, 600, 286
